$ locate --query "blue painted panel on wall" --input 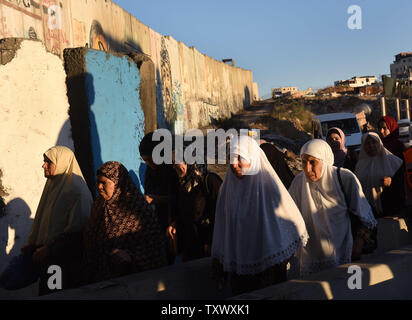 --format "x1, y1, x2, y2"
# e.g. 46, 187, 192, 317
85, 50, 146, 193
